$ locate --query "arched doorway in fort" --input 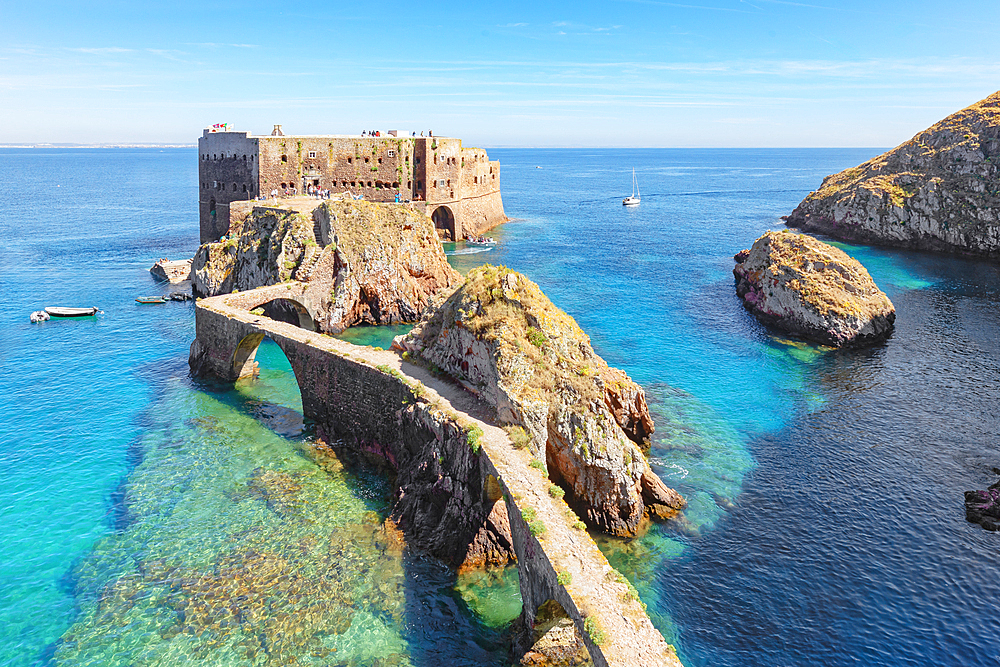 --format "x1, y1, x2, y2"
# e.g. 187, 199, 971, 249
432, 205, 456, 241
